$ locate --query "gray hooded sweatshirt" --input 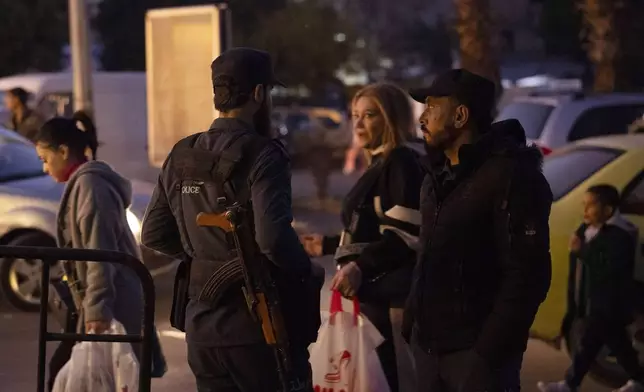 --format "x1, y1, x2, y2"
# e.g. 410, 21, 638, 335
56, 160, 143, 335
